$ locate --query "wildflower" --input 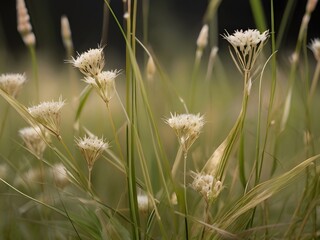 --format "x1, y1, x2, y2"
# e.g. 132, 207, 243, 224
309, 38, 320, 61
61, 15, 73, 51
51, 163, 69, 188
191, 172, 222, 203
0, 73, 26, 98
71, 48, 105, 77
197, 24, 209, 50
28, 98, 65, 138
76, 135, 108, 171
223, 29, 269, 73
166, 113, 205, 153
137, 193, 149, 213
16, 0, 36, 46
83, 70, 119, 104
146, 56, 156, 81
19, 126, 49, 158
